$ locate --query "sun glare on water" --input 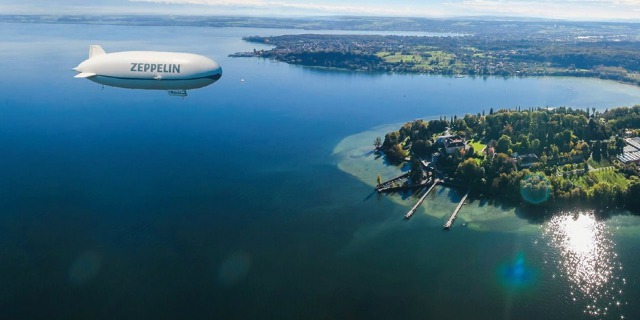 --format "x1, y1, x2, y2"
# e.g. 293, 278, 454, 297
542, 212, 627, 318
